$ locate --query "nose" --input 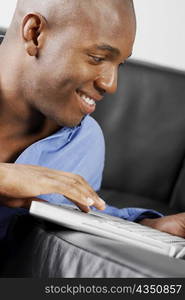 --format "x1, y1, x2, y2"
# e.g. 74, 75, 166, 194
95, 65, 118, 94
